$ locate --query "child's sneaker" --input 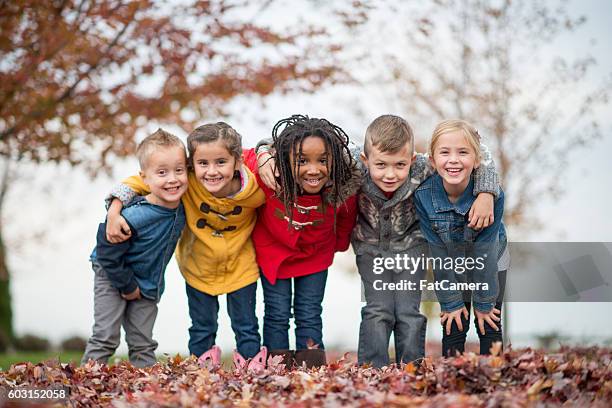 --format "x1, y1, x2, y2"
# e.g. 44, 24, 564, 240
198, 345, 221, 368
